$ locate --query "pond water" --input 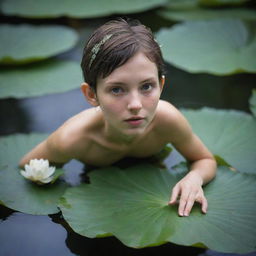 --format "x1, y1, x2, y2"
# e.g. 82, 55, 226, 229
0, 11, 256, 256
